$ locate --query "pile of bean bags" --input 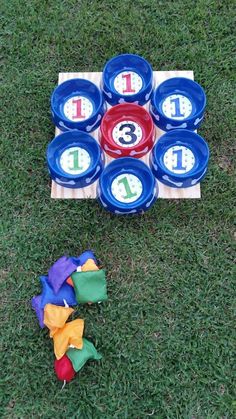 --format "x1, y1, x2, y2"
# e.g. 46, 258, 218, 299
31, 250, 107, 383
